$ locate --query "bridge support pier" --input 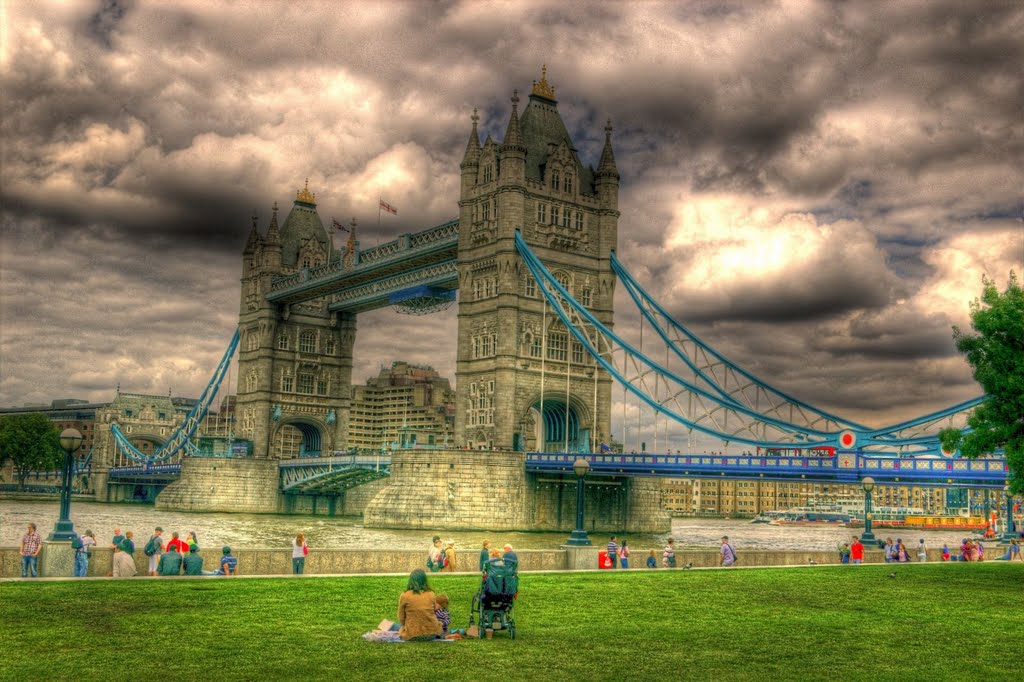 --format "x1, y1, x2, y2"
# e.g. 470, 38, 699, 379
363, 450, 669, 533
155, 457, 282, 513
